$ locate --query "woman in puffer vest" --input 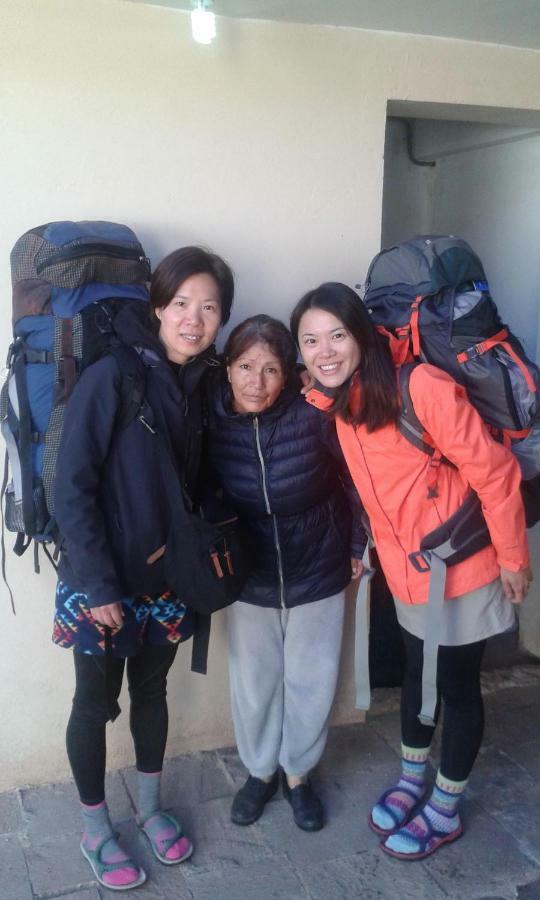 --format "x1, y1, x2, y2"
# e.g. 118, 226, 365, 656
205, 314, 366, 832
290, 281, 531, 862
